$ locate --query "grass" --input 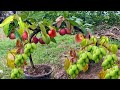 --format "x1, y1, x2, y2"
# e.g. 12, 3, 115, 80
0, 31, 79, 79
